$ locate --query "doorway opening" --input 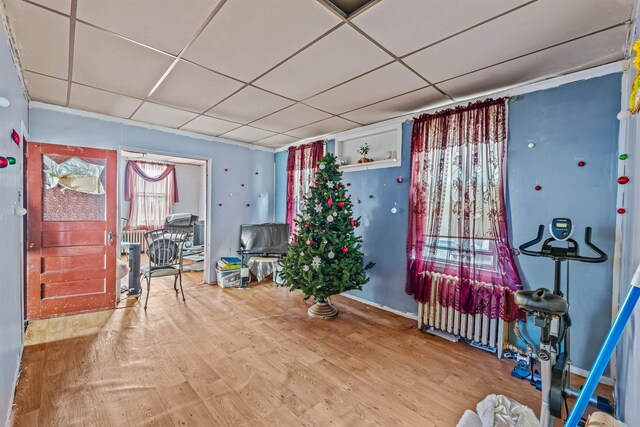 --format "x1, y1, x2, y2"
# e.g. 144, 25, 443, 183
119, 149, 209, 301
